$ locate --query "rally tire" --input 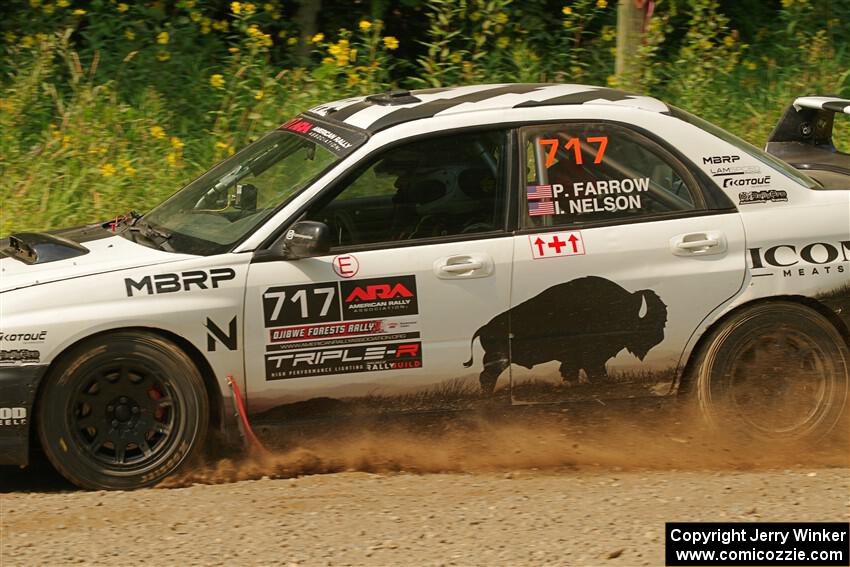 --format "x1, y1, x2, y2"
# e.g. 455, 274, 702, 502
38, 331, 209, 490
691, 302, 849, 441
